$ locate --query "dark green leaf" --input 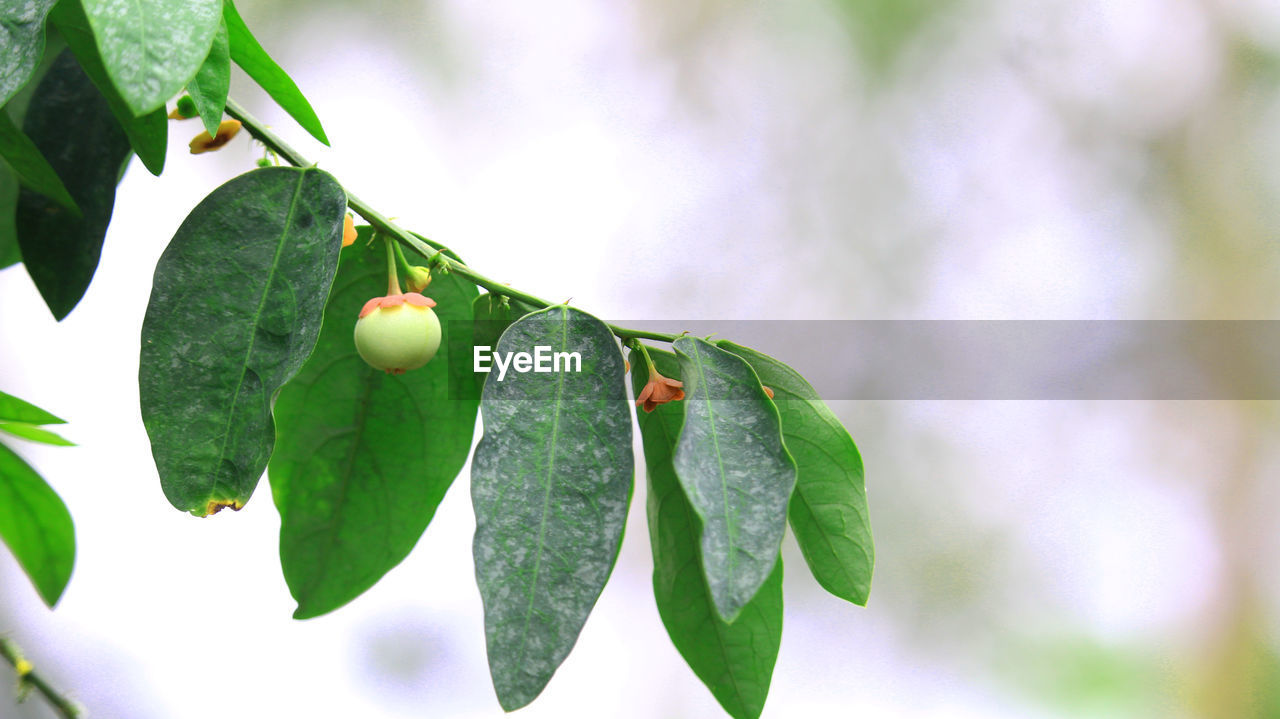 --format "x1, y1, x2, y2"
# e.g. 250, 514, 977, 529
0, 424, 74, 446
0, 109, 77, 212
16, 47, 131, 320
269, 228, 479, 618
0, 31, 66, 270
635, 347, 782, 719
139, 166, 346, 517
186, 18, 229, 138
0, 389, 66, 425
50, 0, 167, 175
472, 305, 633, 710
0, 442, 75, 607
718, 341, 874, 605
0, 0, 58, 106
671, 336, 796, 622
223, 0, 328, 146
79, 0, 221, 116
